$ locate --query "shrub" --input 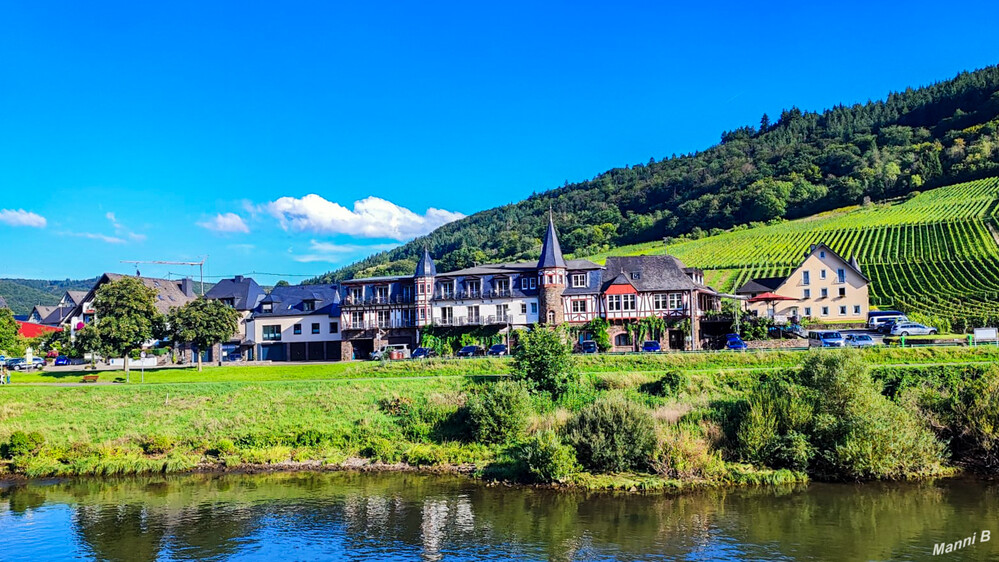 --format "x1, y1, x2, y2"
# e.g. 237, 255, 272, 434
295, 429, 331, 447
512, 327, 578, 398
516, 430, 580, 483
211, 438, 237, 456
466, 381, 531, 444
564, 397, 656, 472
651, 425, 726, 479
640, 370, 689, 397
360, 436, 402, 463
3, 431, 45, 459
382, 393, 468, 442
141, 435, 174, 455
